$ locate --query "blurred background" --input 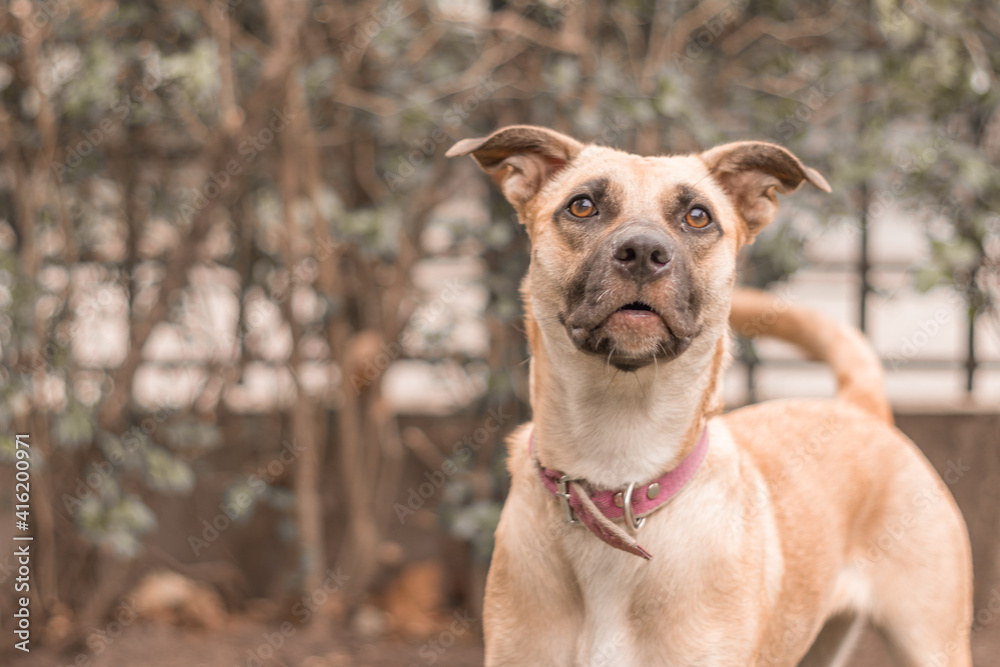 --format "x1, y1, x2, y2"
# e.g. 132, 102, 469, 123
0, 0, 998, 664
